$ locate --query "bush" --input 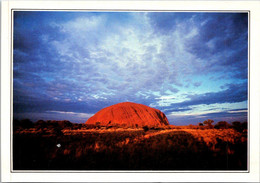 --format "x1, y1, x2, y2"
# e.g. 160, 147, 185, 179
203, 119, 214, 127
214, 121, 230, 129
53, 127, 63, 136
143, 125, 149, 132
232, 121, 248, 132
16, 119, 34, 129
231, 121, 241, 131
241, 122, 248, 130
84, 124, 96, 129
